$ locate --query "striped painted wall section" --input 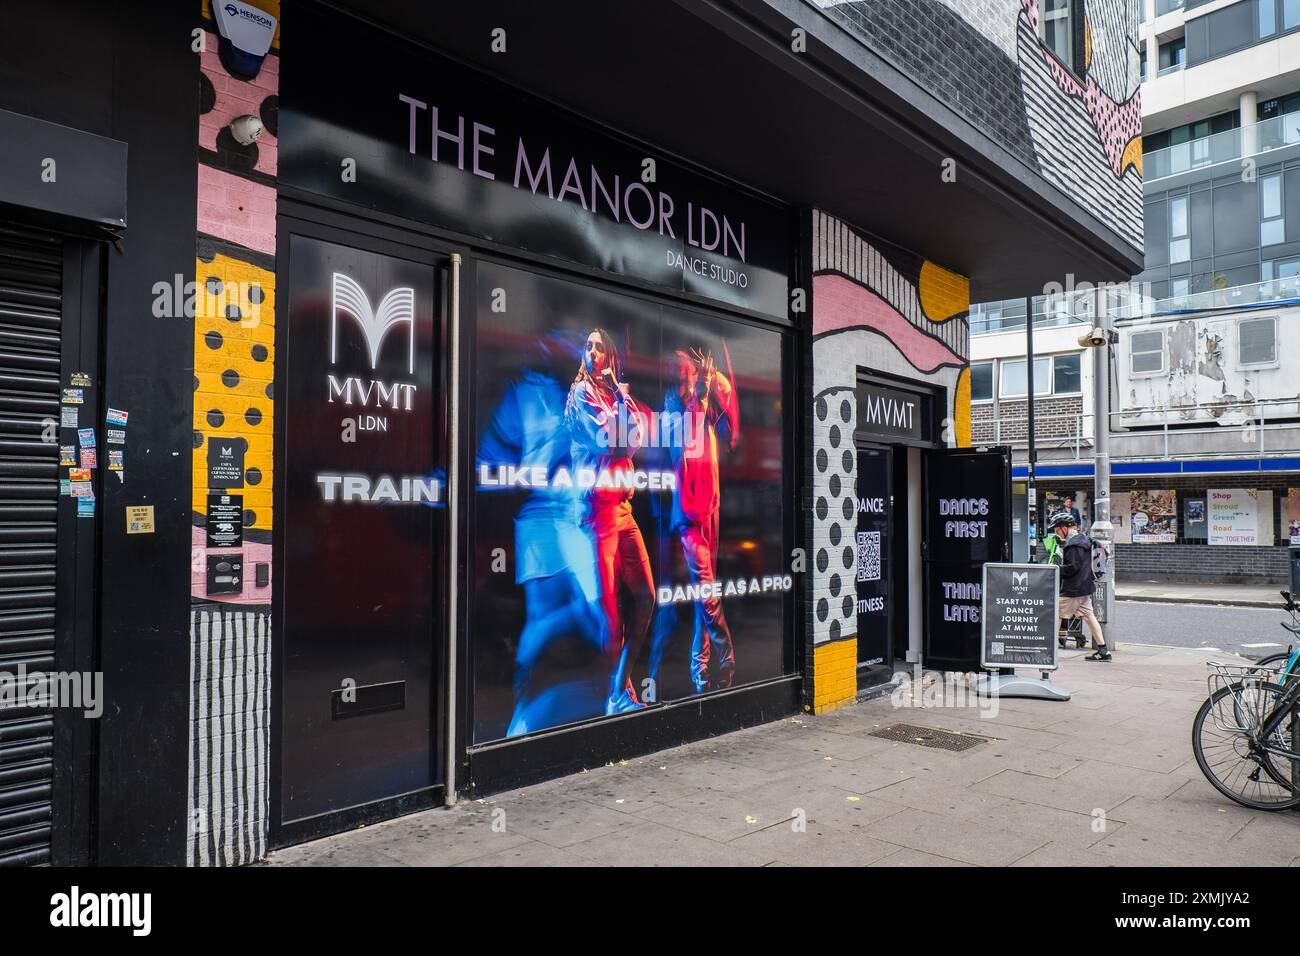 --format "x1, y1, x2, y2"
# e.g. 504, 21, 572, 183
187, 604, 271, 867
188, 0, 280, 866
808, 211, 971, 654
